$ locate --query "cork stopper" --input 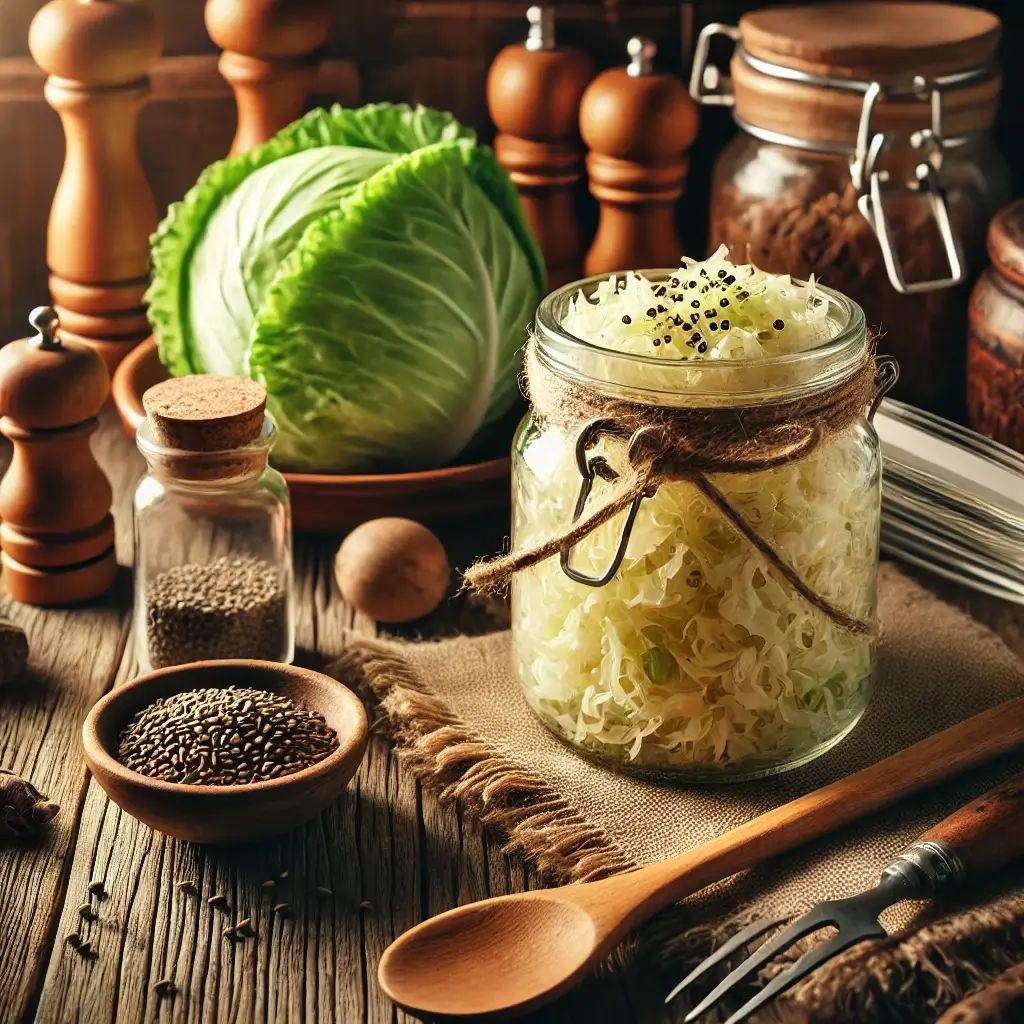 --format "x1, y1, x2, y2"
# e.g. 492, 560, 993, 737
143, 375, 267, 452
